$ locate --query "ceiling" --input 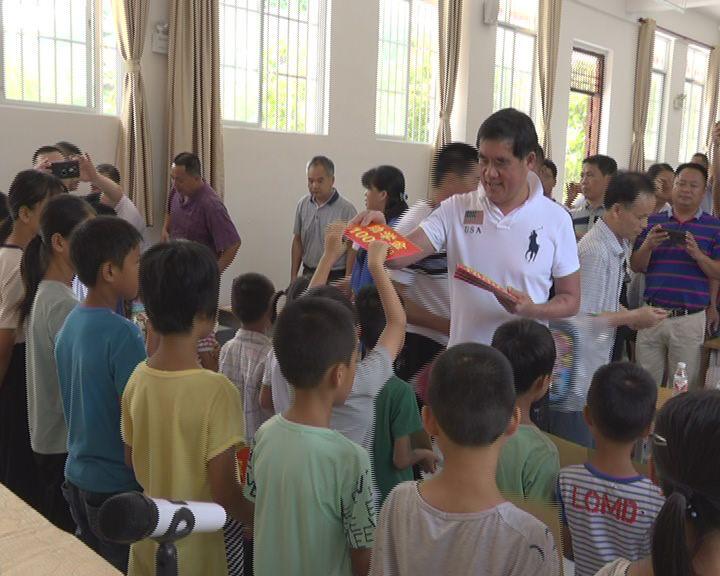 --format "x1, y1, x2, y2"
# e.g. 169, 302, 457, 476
627, 0, 720, 21
688, 2, 720, 22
